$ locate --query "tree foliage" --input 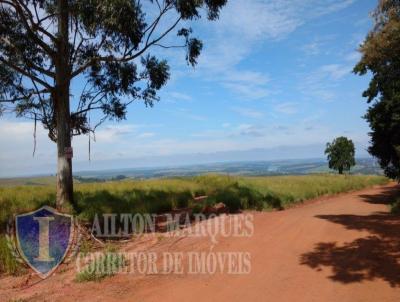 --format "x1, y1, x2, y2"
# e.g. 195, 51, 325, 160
354, 0, 400, 180
325, 137, 356, 174
0, 0, 227, 140
0, 0, 228, 207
